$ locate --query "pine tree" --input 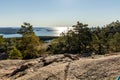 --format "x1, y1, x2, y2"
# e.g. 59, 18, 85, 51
17, 22, 41, 59
109, 32, 120, 52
